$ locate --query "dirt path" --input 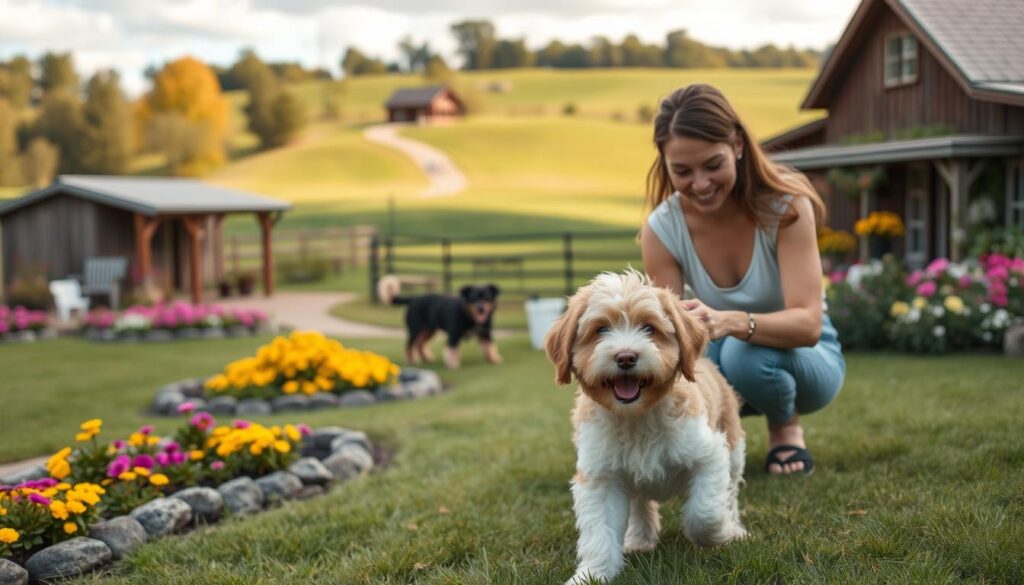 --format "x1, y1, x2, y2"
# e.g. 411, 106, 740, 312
363, 123, 468, 198
218, 292, 404, 338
